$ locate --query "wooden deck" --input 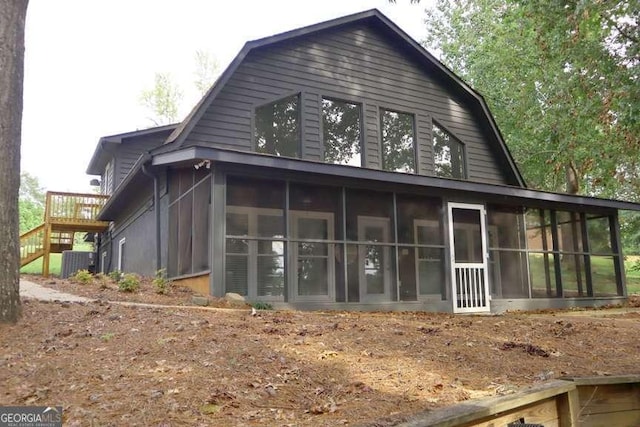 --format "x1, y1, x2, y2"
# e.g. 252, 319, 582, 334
397, 375, 640, 427
20, 191, 109, 276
